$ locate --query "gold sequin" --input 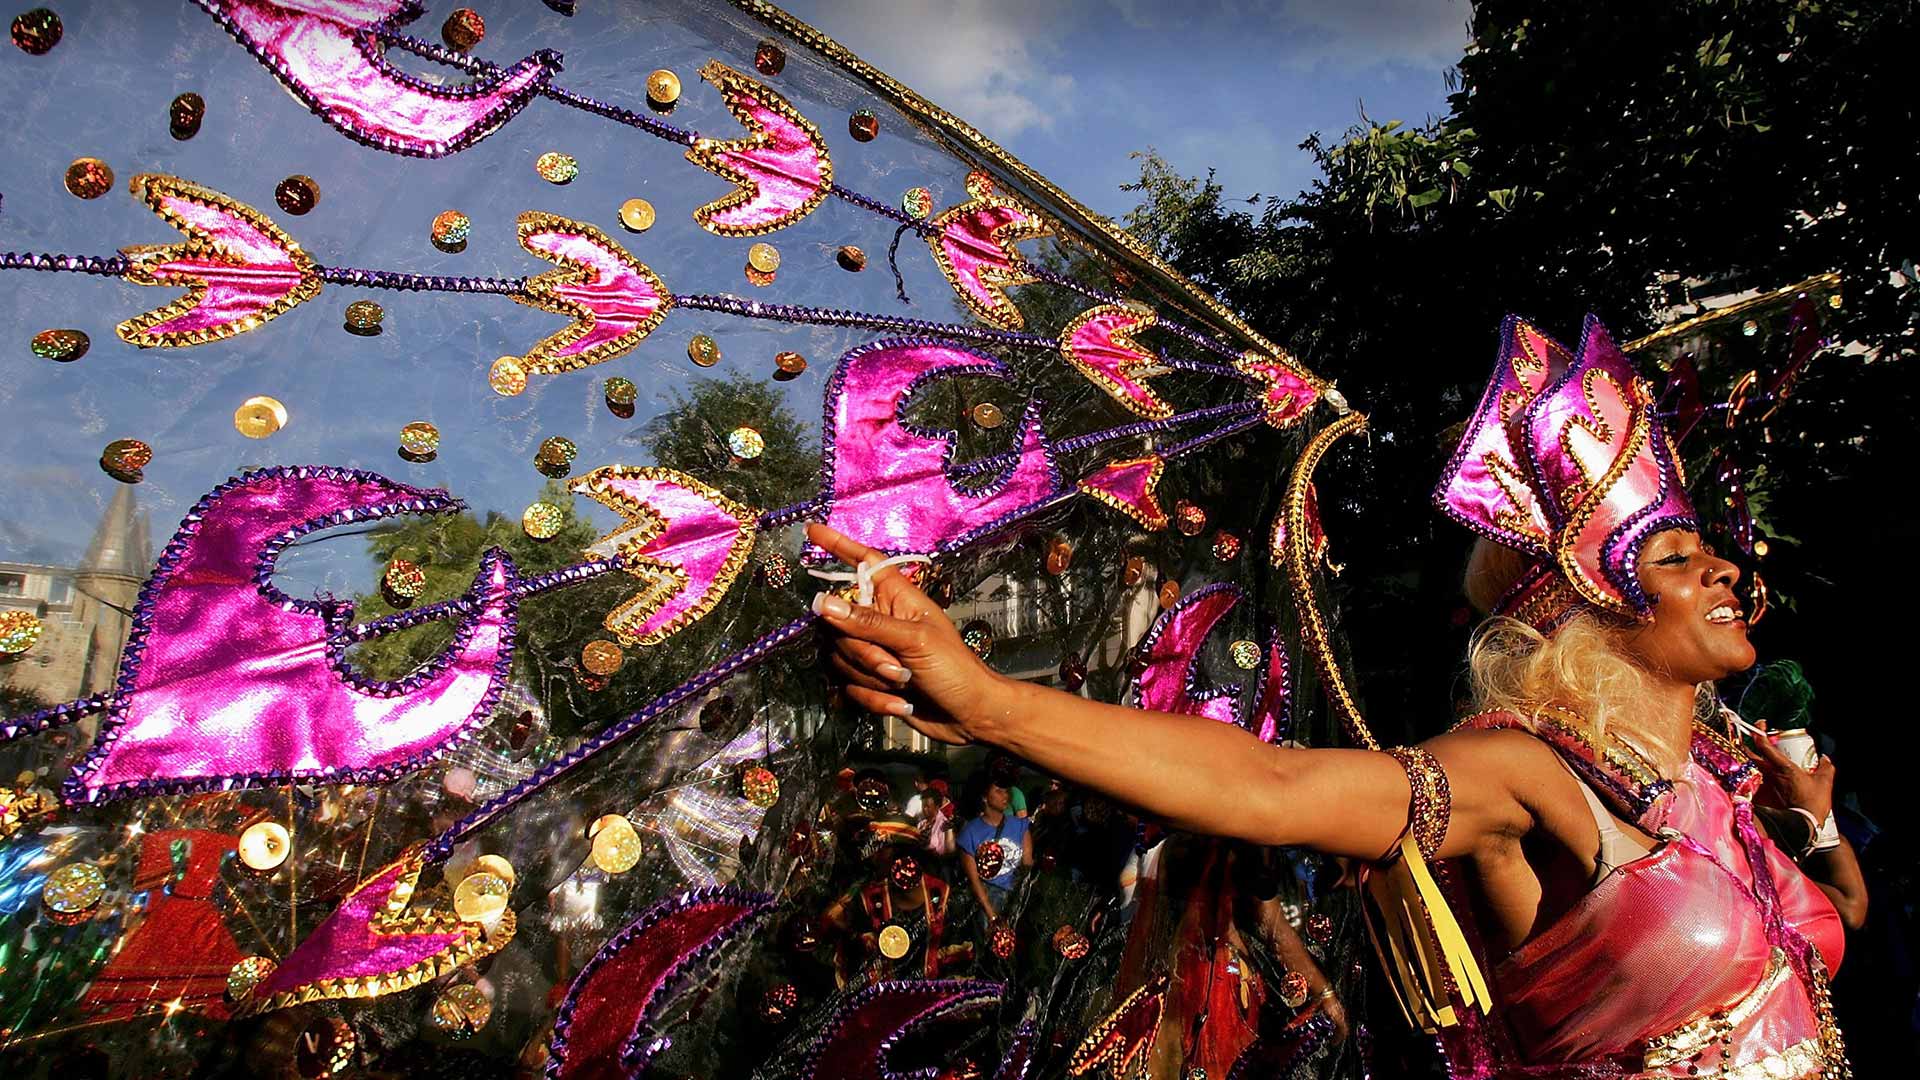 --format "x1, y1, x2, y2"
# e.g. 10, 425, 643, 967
452, 870, 511, 925
618, 198, 656, 232
877, 924, 911, 959
901, 186, 933, 219
489, 356, 527, 395
837, 246, 867, 272
580, 639, 625, 676
383, 559, 427, 602
747, 242, 782, 273
431, 984, 492, 1039
727, 426, 765, 459
754, 40, 786, 76
470, 854, 517, 887
225, 956, 276, 1002
232, 395, 288, 439
64, 157, 113, 199
101, 438, 152, 472
398, 421, 440, 457
1045, 537, 1072, 575
646, 69, 682, 107
1230, 640, 1260, 670
604, 377, 639, 407
31, 328, 89, 361
743, 266, 776, 287
774, 350, 807, 376
169, 92, 204, 139
848, 109, 879, 142
521, 502, 565, 540
535, 152, 578, 184
431, 209, 471, 252
688, 334, 721, 367
970, 402, 1005, 429
238, 821, 291, 871
741, 764, 780, 808
43, 863, 106, 919
343, 299, 384, 334
273, 175, 319, 216
589, 814, 642, 873
1174, 500, 1207, 536
440, 7, 485, 51
0, 611, 44, 655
